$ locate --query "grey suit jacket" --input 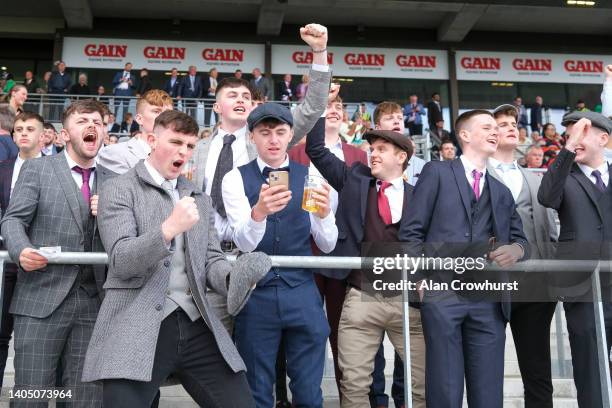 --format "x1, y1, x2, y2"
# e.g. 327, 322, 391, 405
192, 68, 331, 190
96, 137, 148, 175
0, 153, 105, 318
487, 163, 557, 259
82, 162, 246, 382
